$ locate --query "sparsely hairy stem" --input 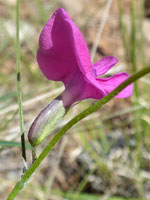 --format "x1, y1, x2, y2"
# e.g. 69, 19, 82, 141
16, 0, 26, 166
7, 66, 150, 200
